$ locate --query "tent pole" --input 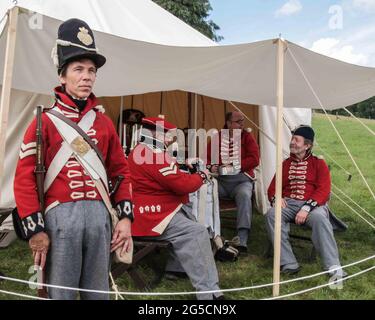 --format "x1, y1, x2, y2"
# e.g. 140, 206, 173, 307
194, 93, 198, 129
0, 7, 19, 184
118, 96, 124, 142
272, 38, 285, 297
